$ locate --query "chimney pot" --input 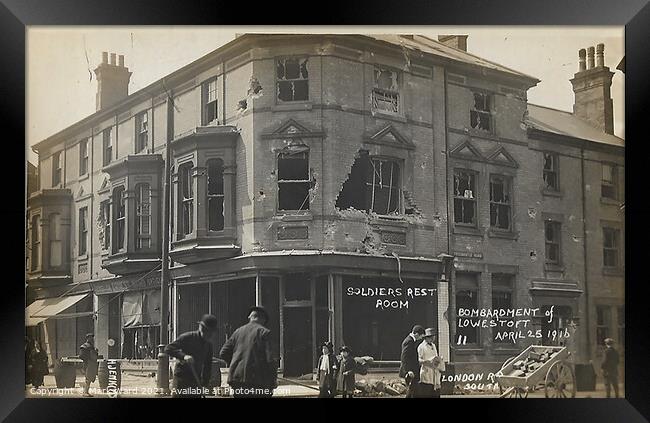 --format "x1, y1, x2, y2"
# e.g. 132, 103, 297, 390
102, 51, 108, 64
578, 48, 586, 72
587, 46, 595, 69
110, 53, 116, 65
118, 55, 124, 67
596, 43, 605, 67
